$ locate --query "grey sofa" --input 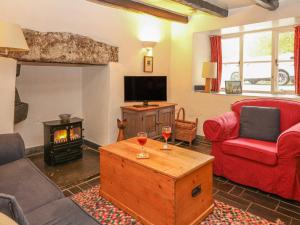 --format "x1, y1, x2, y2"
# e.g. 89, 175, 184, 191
0, 133, 99, 225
